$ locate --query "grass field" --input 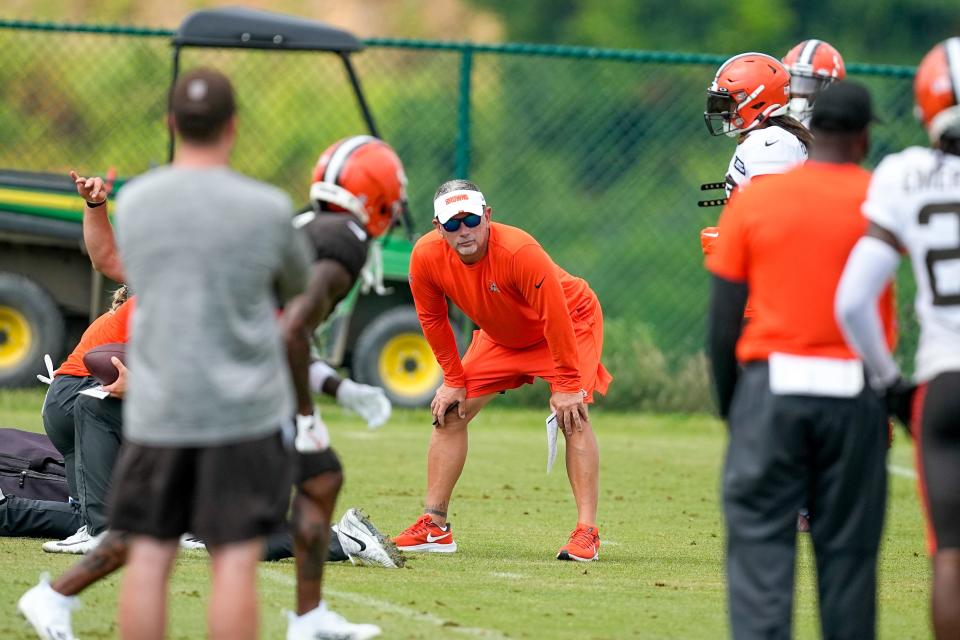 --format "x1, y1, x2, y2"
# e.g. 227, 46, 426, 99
0, 388, 932, 639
